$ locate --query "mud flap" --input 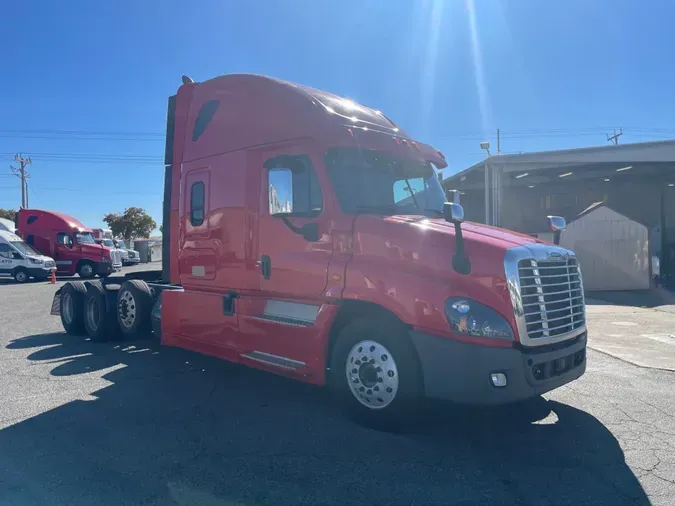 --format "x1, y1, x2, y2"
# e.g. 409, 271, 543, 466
50, 288, 62, 316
